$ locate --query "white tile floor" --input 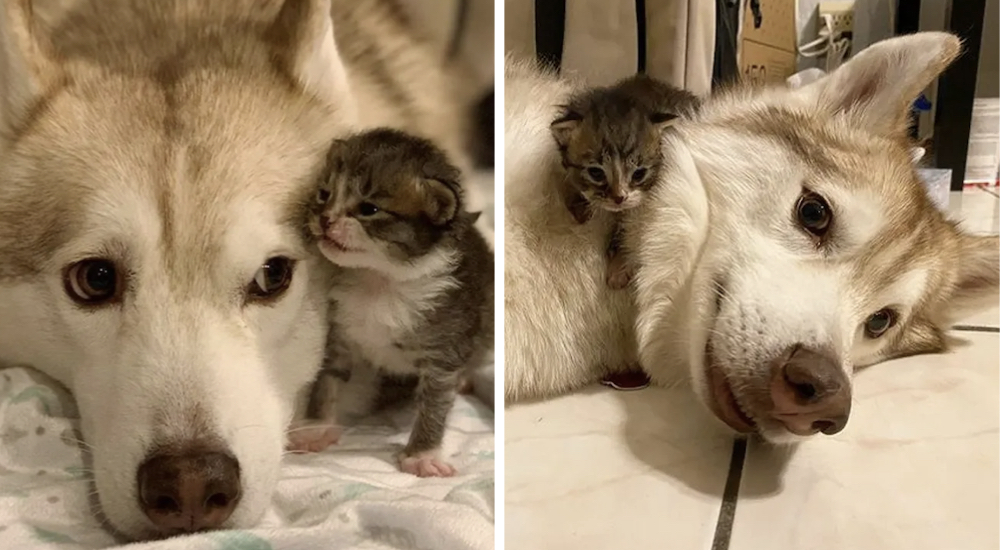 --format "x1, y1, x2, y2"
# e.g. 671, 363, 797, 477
505, 188, 1000, 550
